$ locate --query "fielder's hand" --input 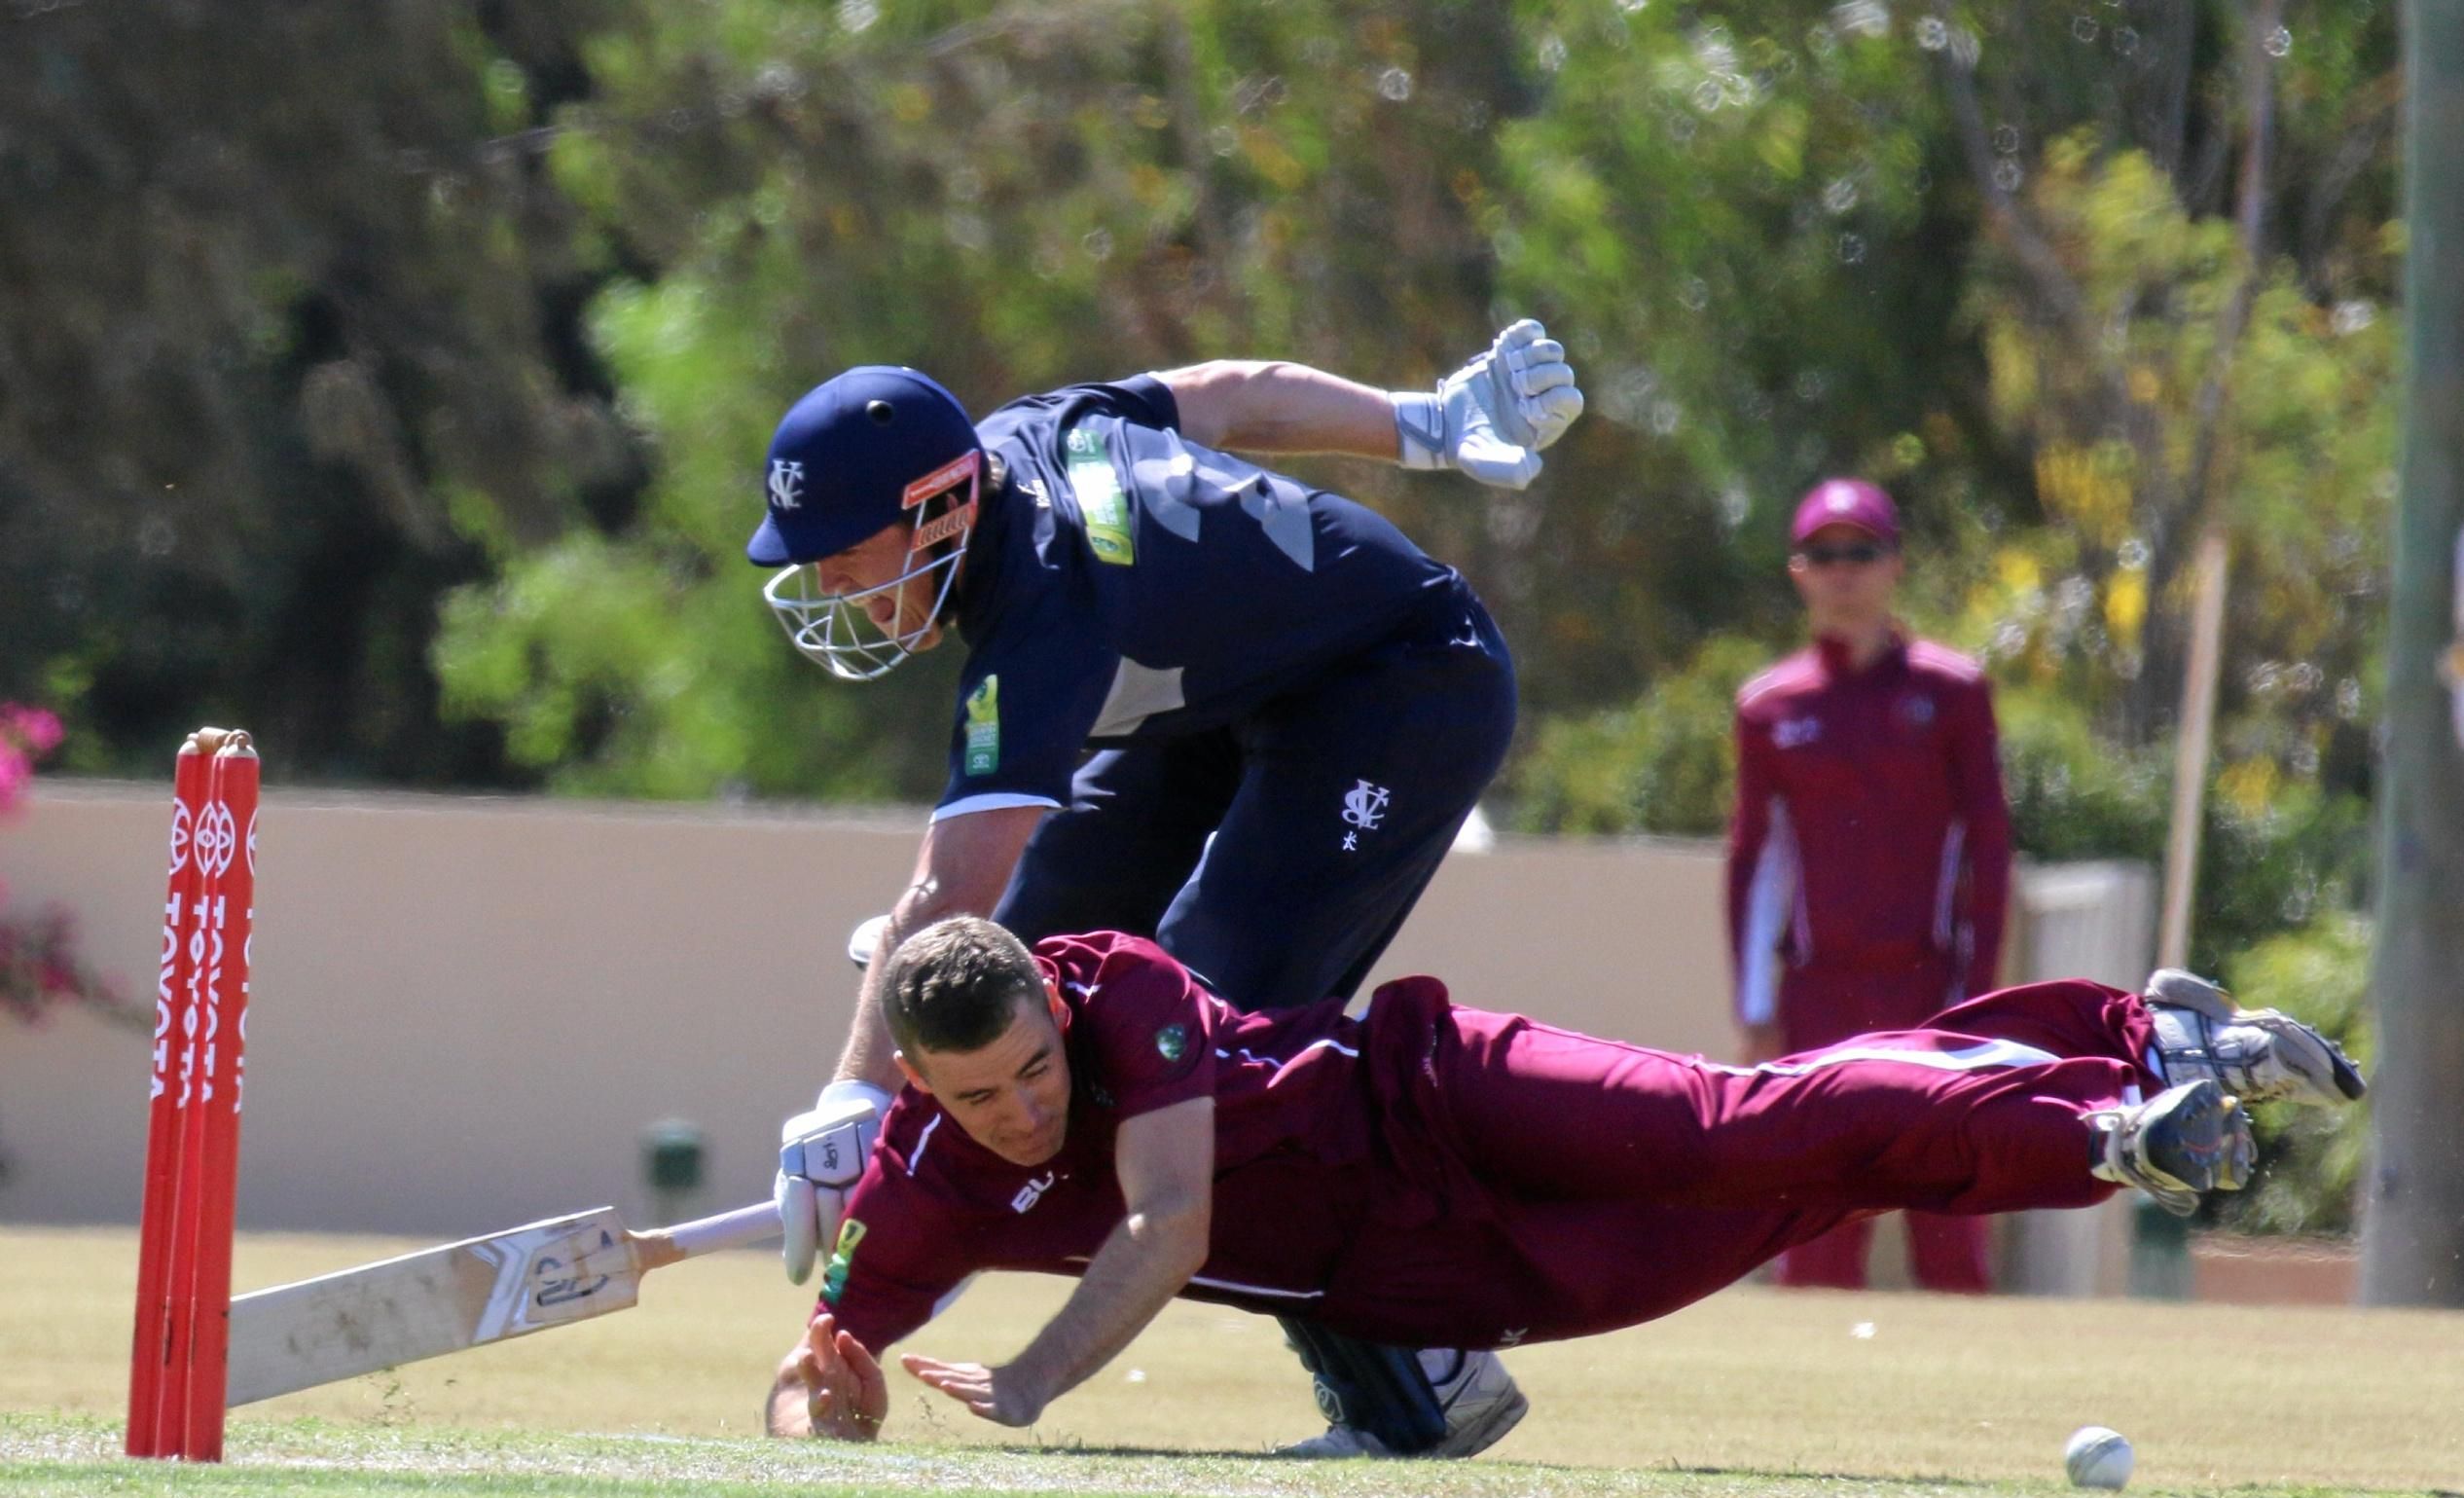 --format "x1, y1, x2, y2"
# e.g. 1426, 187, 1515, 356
902, 1353, 1047, 1428
777, 1311, 889, 1441
1393, 319, 1586, 490
776, 1078, 891, 1285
